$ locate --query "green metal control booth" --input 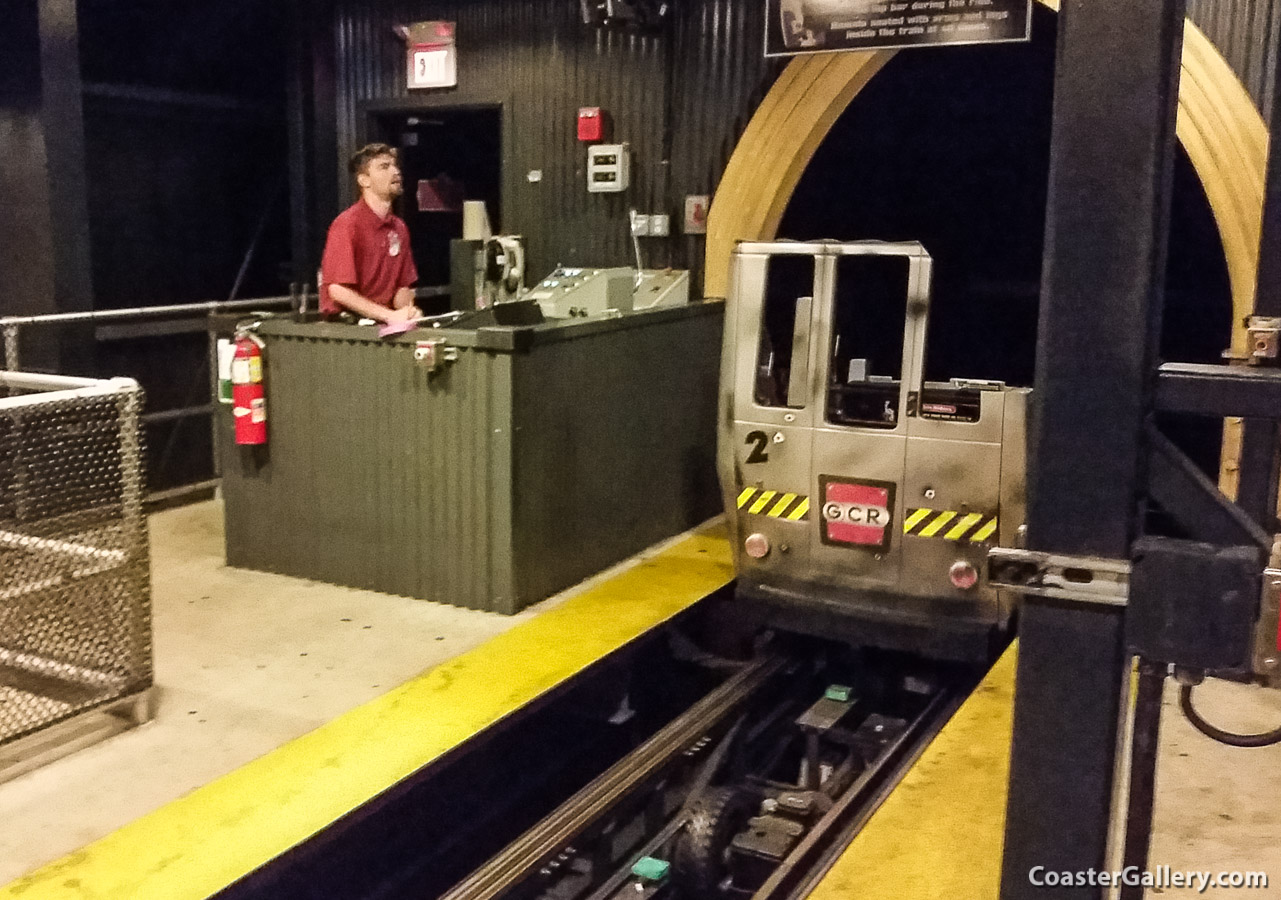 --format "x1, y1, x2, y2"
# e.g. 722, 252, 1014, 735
217, 302, 723, 614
